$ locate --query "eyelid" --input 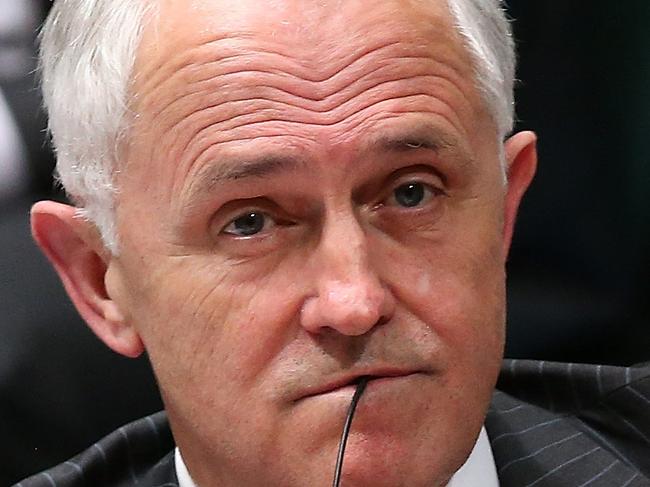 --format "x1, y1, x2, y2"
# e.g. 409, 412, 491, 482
390, 167, 445, 187
383, 171, 445, 199
389, 163, 446, 183
210, 197, 274, 226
